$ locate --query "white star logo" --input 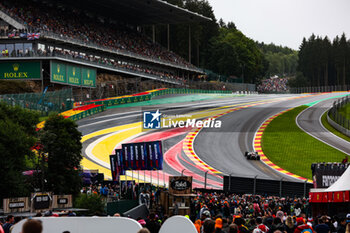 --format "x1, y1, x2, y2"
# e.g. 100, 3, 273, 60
150, 110, 162, 122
